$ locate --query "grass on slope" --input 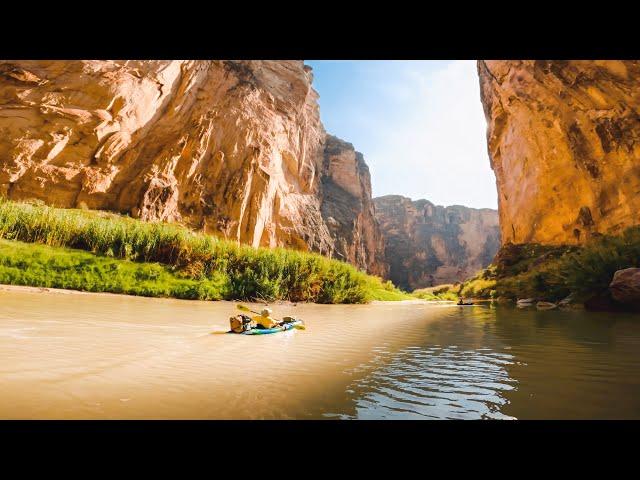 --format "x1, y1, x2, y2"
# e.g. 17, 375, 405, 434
0, 199, 408, 303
